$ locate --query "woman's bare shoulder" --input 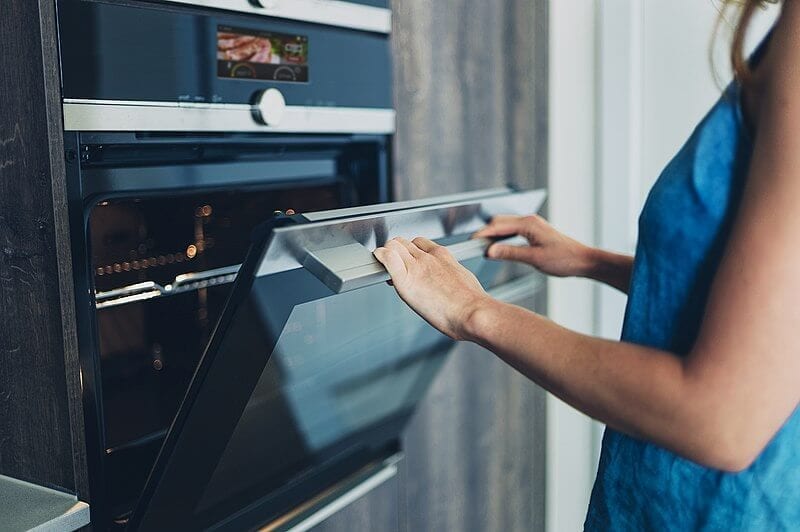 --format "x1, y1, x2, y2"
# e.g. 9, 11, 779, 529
763, 3, 800, 91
